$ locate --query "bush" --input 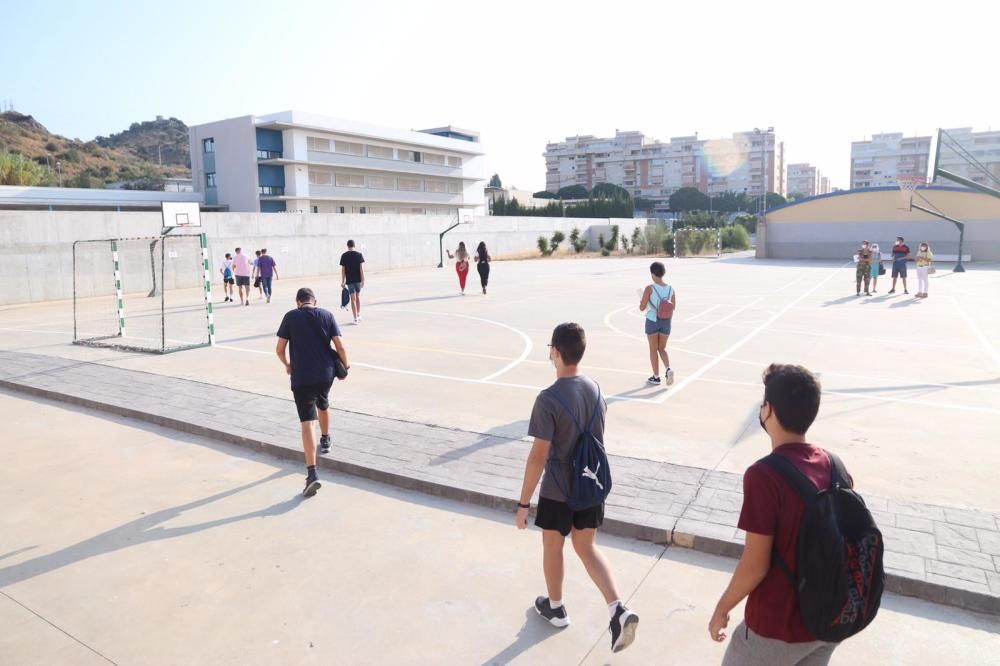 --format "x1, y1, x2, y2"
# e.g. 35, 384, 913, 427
662, 232, 674, 256
569, 227, 586, 253
631, 226, 642, 251
537, 236, 551, 257
45, 142, 58, 152
621, 237, 631, 254
720, 224, 751, 251
598, 233, 605, 249
675, 229, 718, 256
60, 149, 82, 163
642, 224, 670, 255
735, 213, 757, 233
601, 248, 610, 257
550, 231, 565, 253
